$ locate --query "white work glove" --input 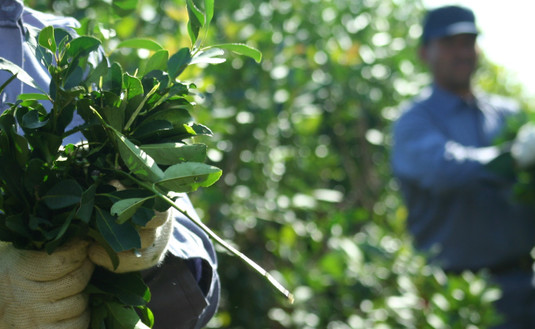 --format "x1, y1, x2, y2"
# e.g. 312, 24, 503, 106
512, 122, 535, 169
0, 239, 94, 329
88, 210, 173, 273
